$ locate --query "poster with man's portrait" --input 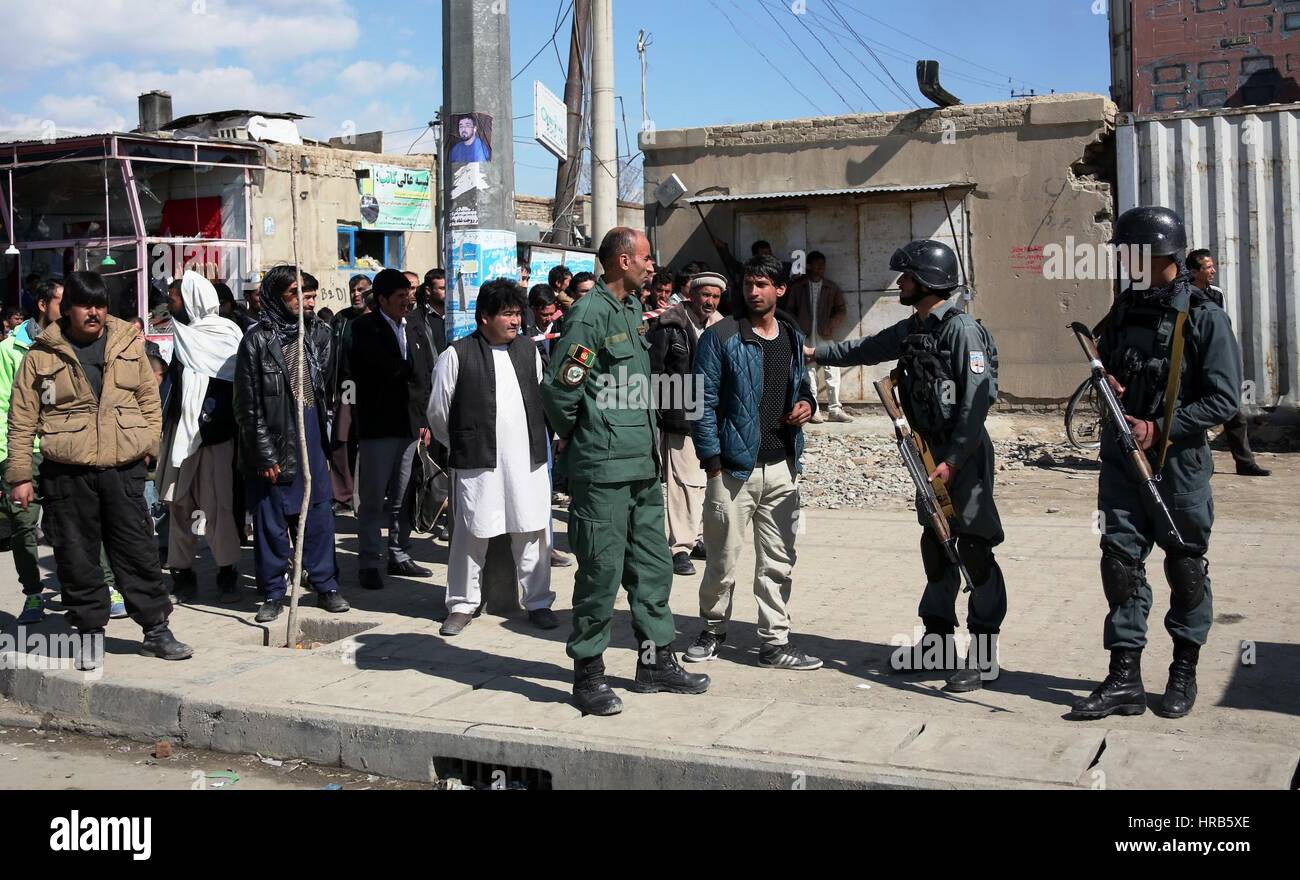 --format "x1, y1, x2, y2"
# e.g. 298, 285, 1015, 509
449, 112, 493, 164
